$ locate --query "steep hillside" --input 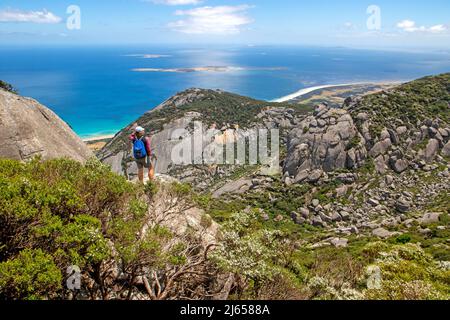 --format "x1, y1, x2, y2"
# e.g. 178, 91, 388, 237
0, 158, 224, 300
195, 74, 450, 299
0, 85, 93, 162
205, 73, 449, 259
348, 73, 450, 136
